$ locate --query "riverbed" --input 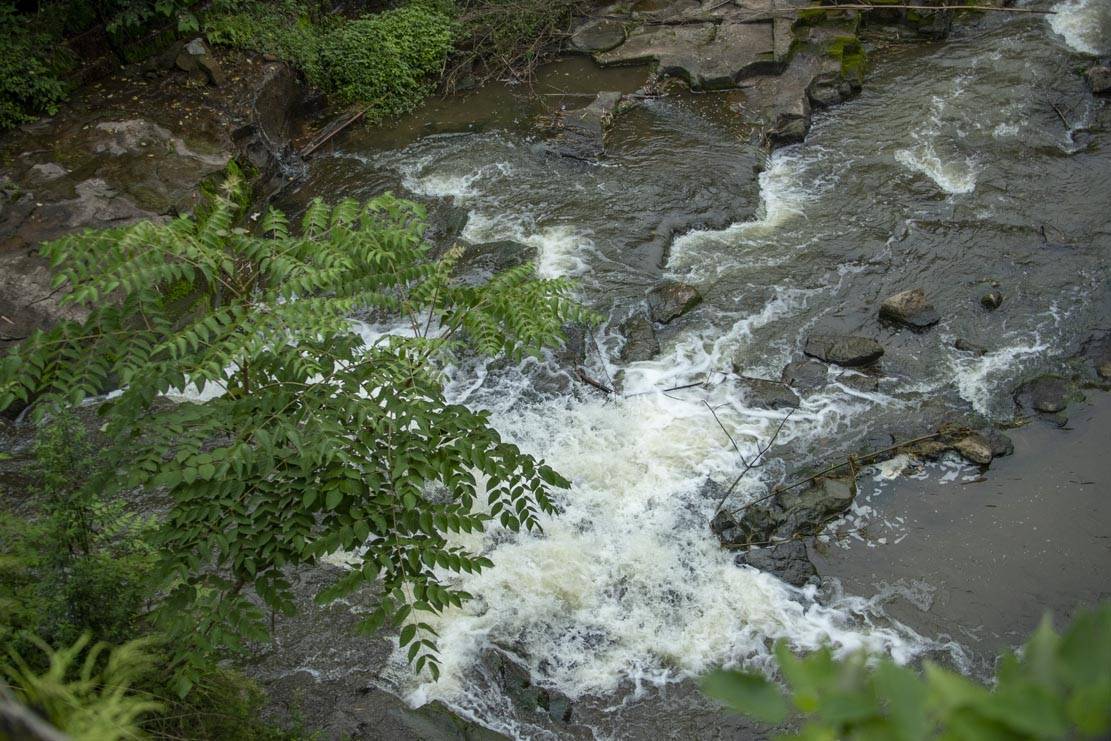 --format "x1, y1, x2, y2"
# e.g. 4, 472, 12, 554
271, 1, 1110, 737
